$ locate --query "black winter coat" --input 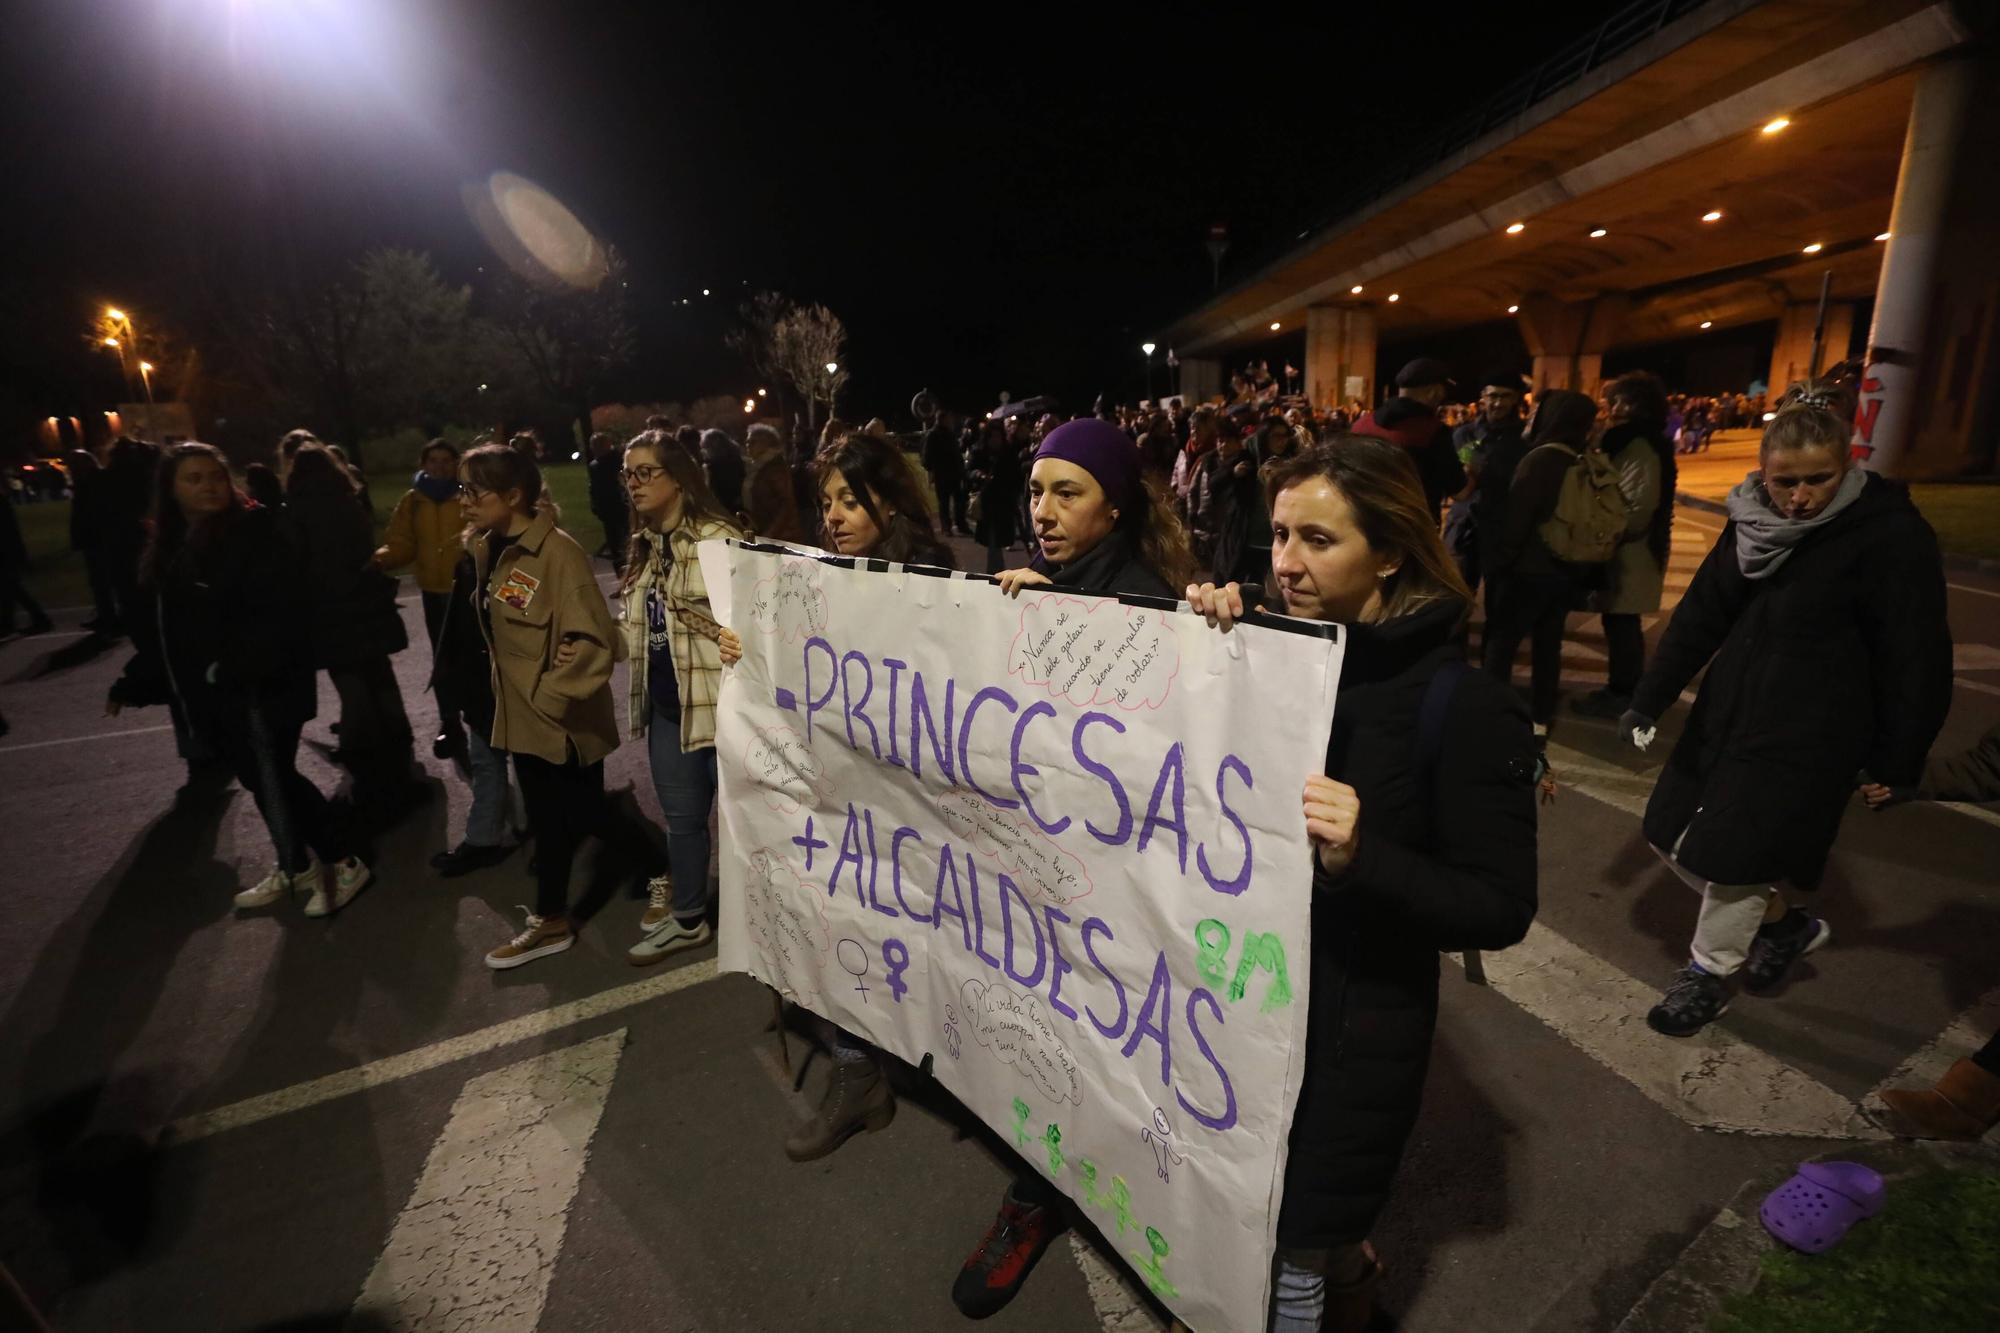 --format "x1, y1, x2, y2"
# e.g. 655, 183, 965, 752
1279, 599, 1539, 1247
286, 490, 408, 671
433, 552, 499, 736
109, 506, 317, 739
1633, 473, 1951, 889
